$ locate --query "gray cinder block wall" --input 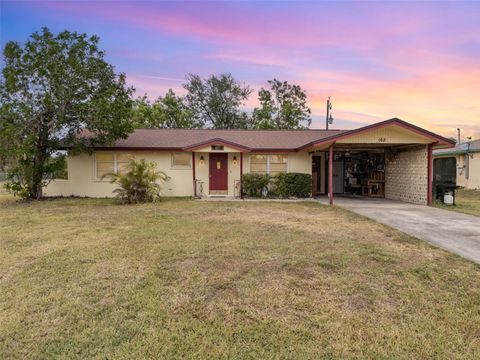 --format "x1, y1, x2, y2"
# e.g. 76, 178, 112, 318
385, 146, 428, 205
